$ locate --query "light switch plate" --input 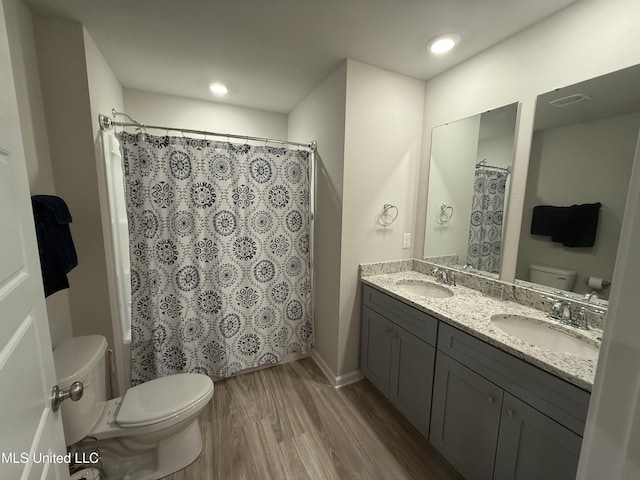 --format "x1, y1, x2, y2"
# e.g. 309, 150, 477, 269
403, 233, 411, 249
